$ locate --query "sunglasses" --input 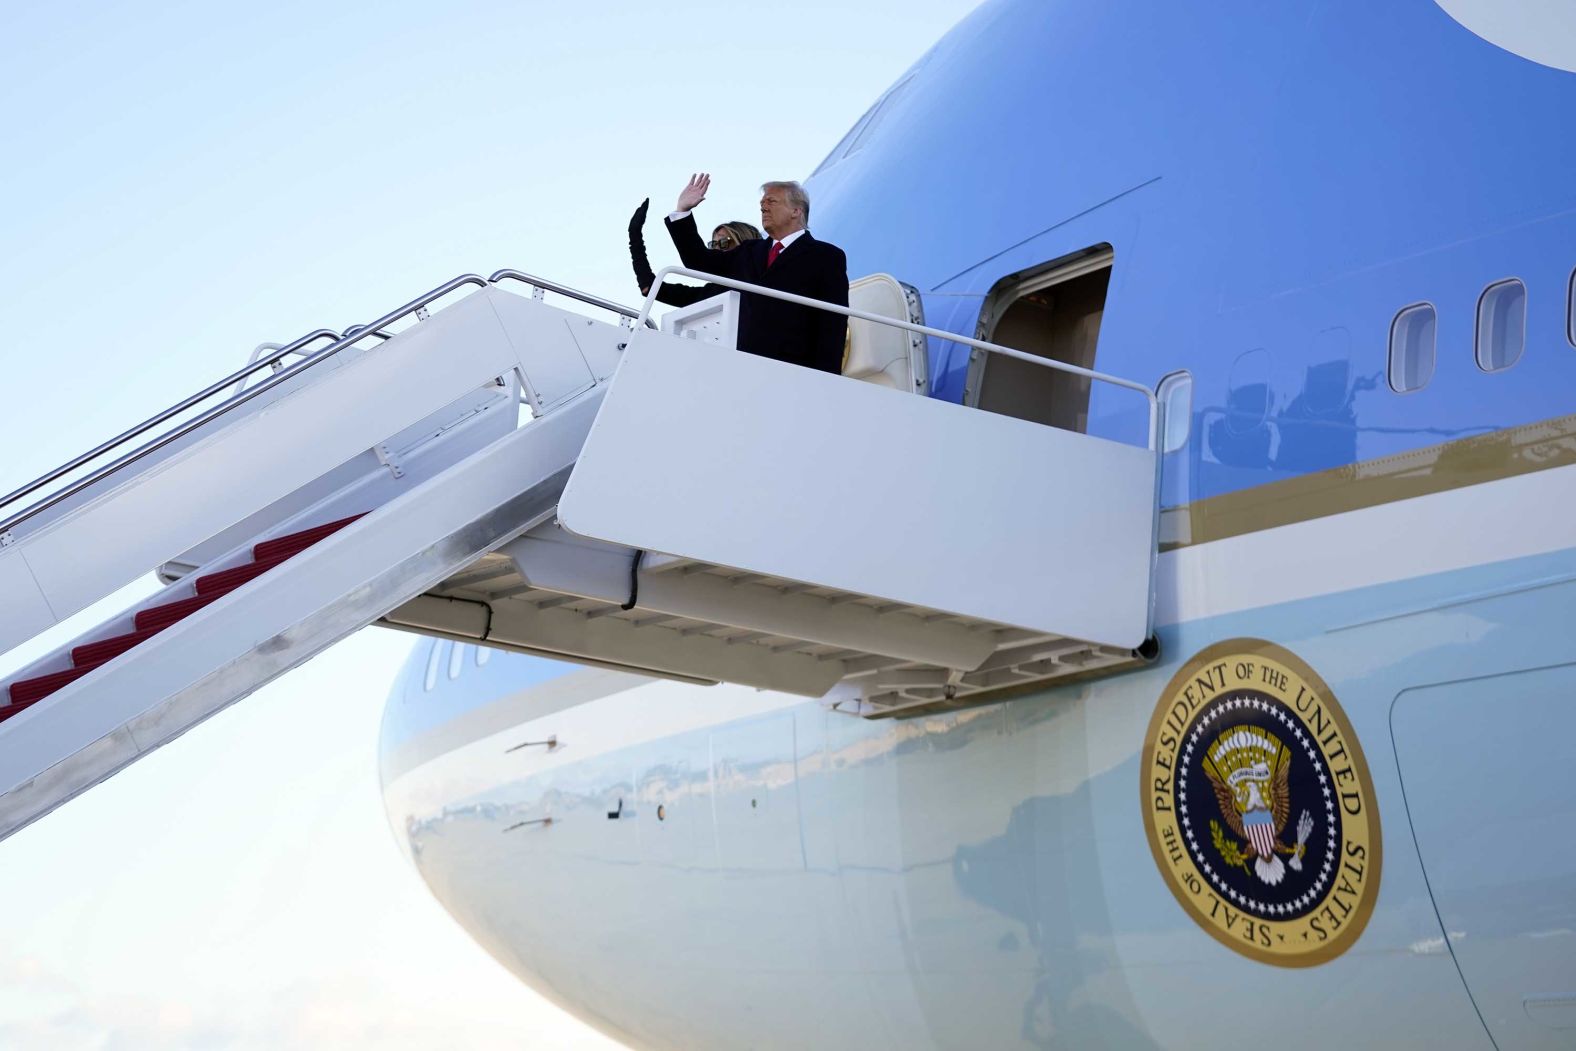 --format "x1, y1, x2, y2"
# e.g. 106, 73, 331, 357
708, 236, 739, 250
